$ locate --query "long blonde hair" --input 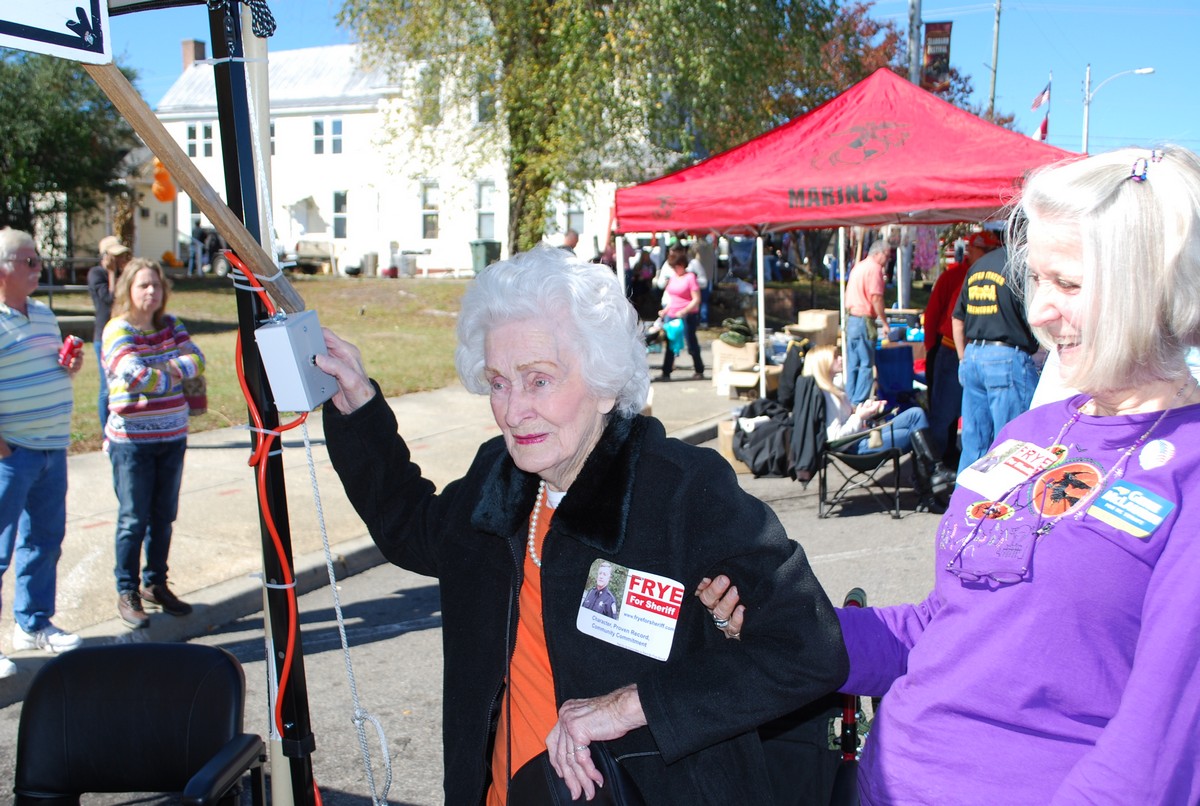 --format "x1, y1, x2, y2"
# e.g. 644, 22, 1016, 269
802, 344, 845, 405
